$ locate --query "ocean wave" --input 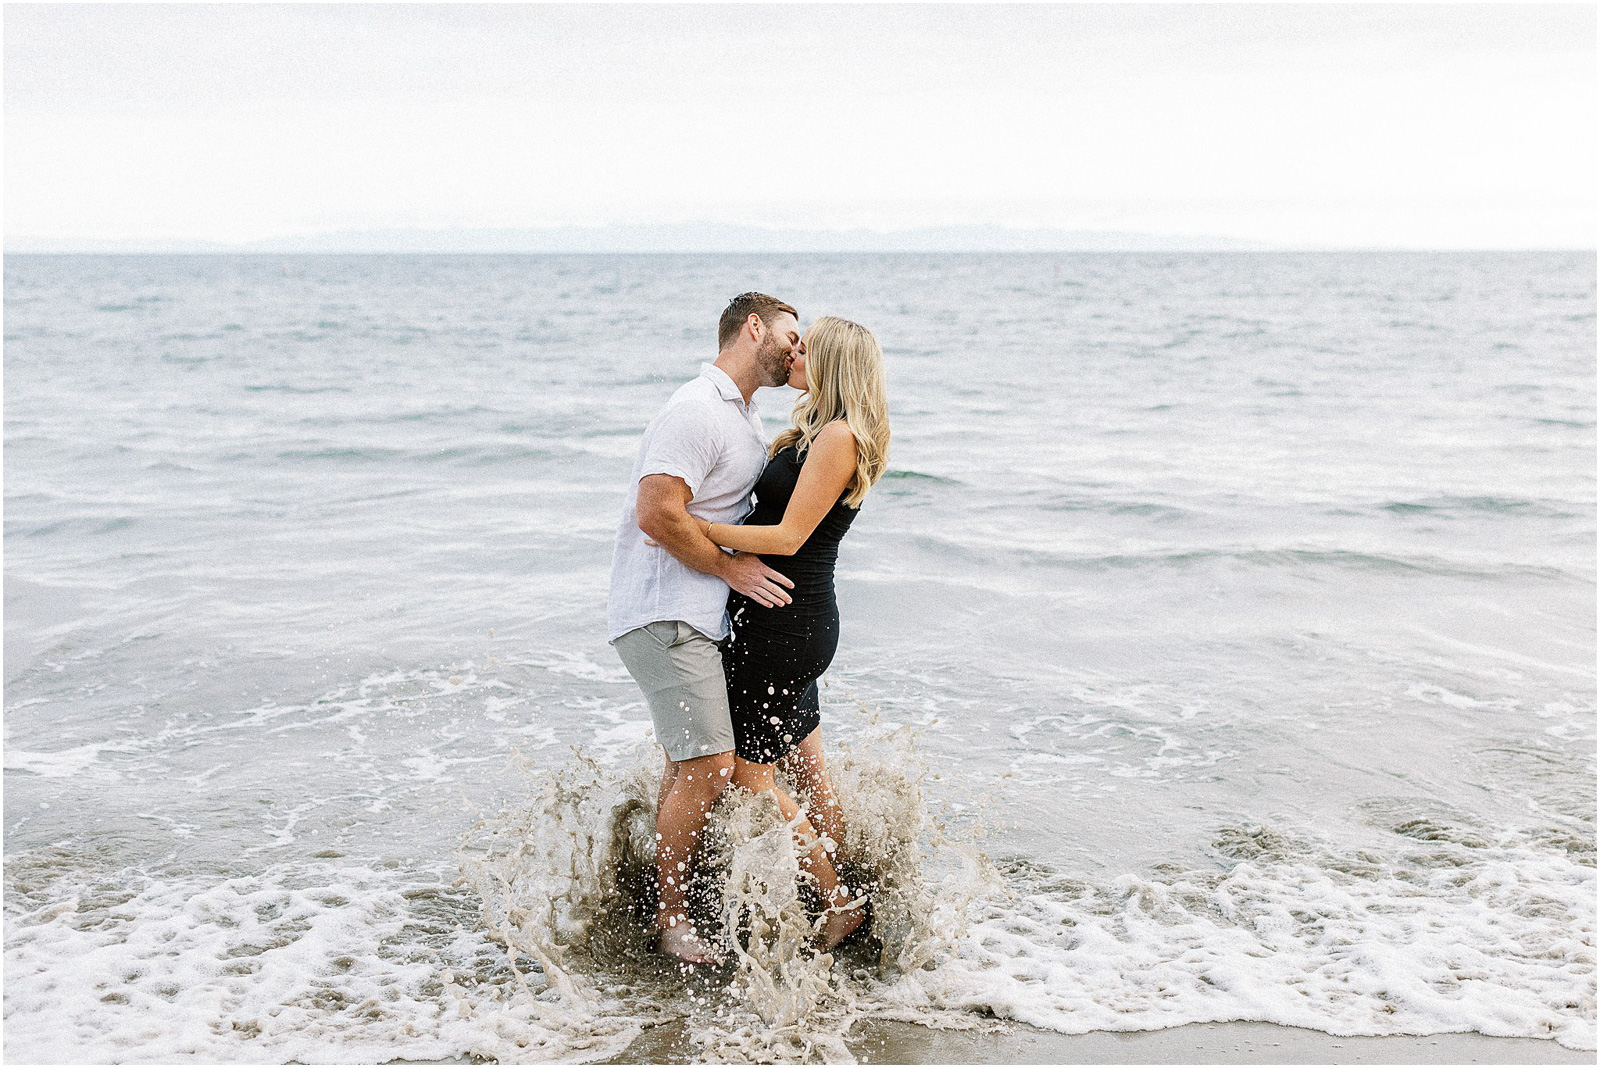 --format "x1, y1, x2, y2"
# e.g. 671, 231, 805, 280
243, 384, 354, 395
907, 537, 1578, 582
273, 447, 411, 463
7, 515, 138, 539
1038, 495, 1190, 519
957, 824, 1593, 1050
3, 859, 535, 1065
267, 444, 549, 465
882, 469, 962, 485
1379, 496, 1587, 520
6, 729, 1592, 1063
